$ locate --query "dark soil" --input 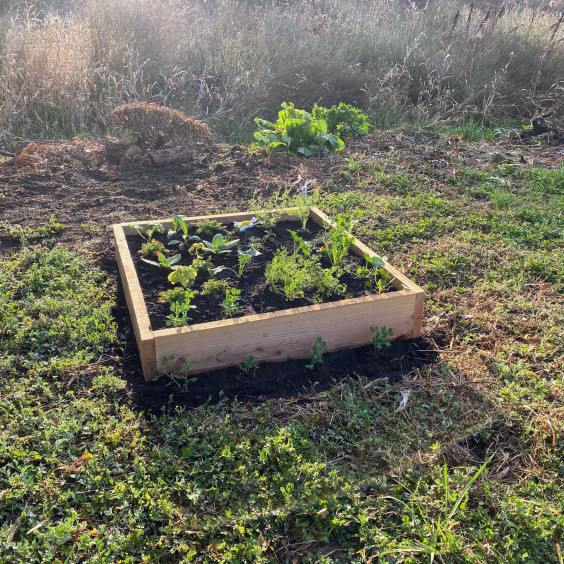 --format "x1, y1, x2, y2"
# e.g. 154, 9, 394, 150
124, 336, 437, 413
127, 218, 390, 330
